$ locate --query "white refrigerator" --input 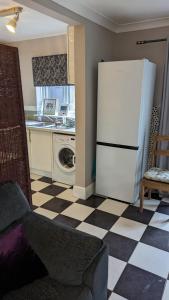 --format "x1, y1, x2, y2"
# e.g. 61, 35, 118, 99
96, 59, 156, 203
